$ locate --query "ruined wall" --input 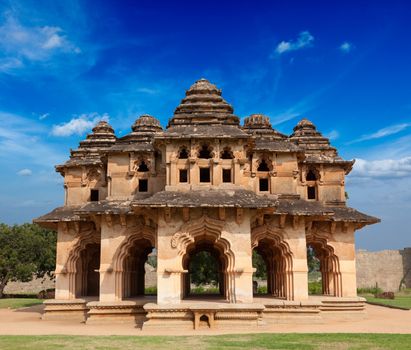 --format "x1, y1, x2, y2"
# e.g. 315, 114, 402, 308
356, 248, 411, 292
